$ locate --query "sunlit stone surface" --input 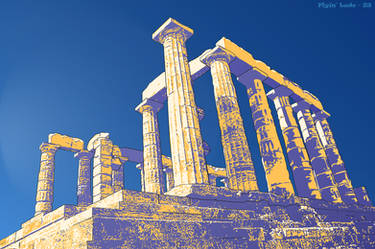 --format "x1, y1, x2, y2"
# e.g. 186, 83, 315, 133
1, 18, 374, 249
